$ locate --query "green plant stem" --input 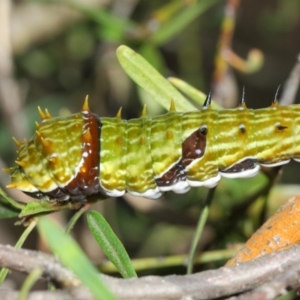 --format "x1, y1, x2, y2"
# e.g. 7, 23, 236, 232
187, 187, 216, 274
0, 218, 37, 284
65, 203, 91, 235
18, 269, 43, 300
99, 248, 236, 273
